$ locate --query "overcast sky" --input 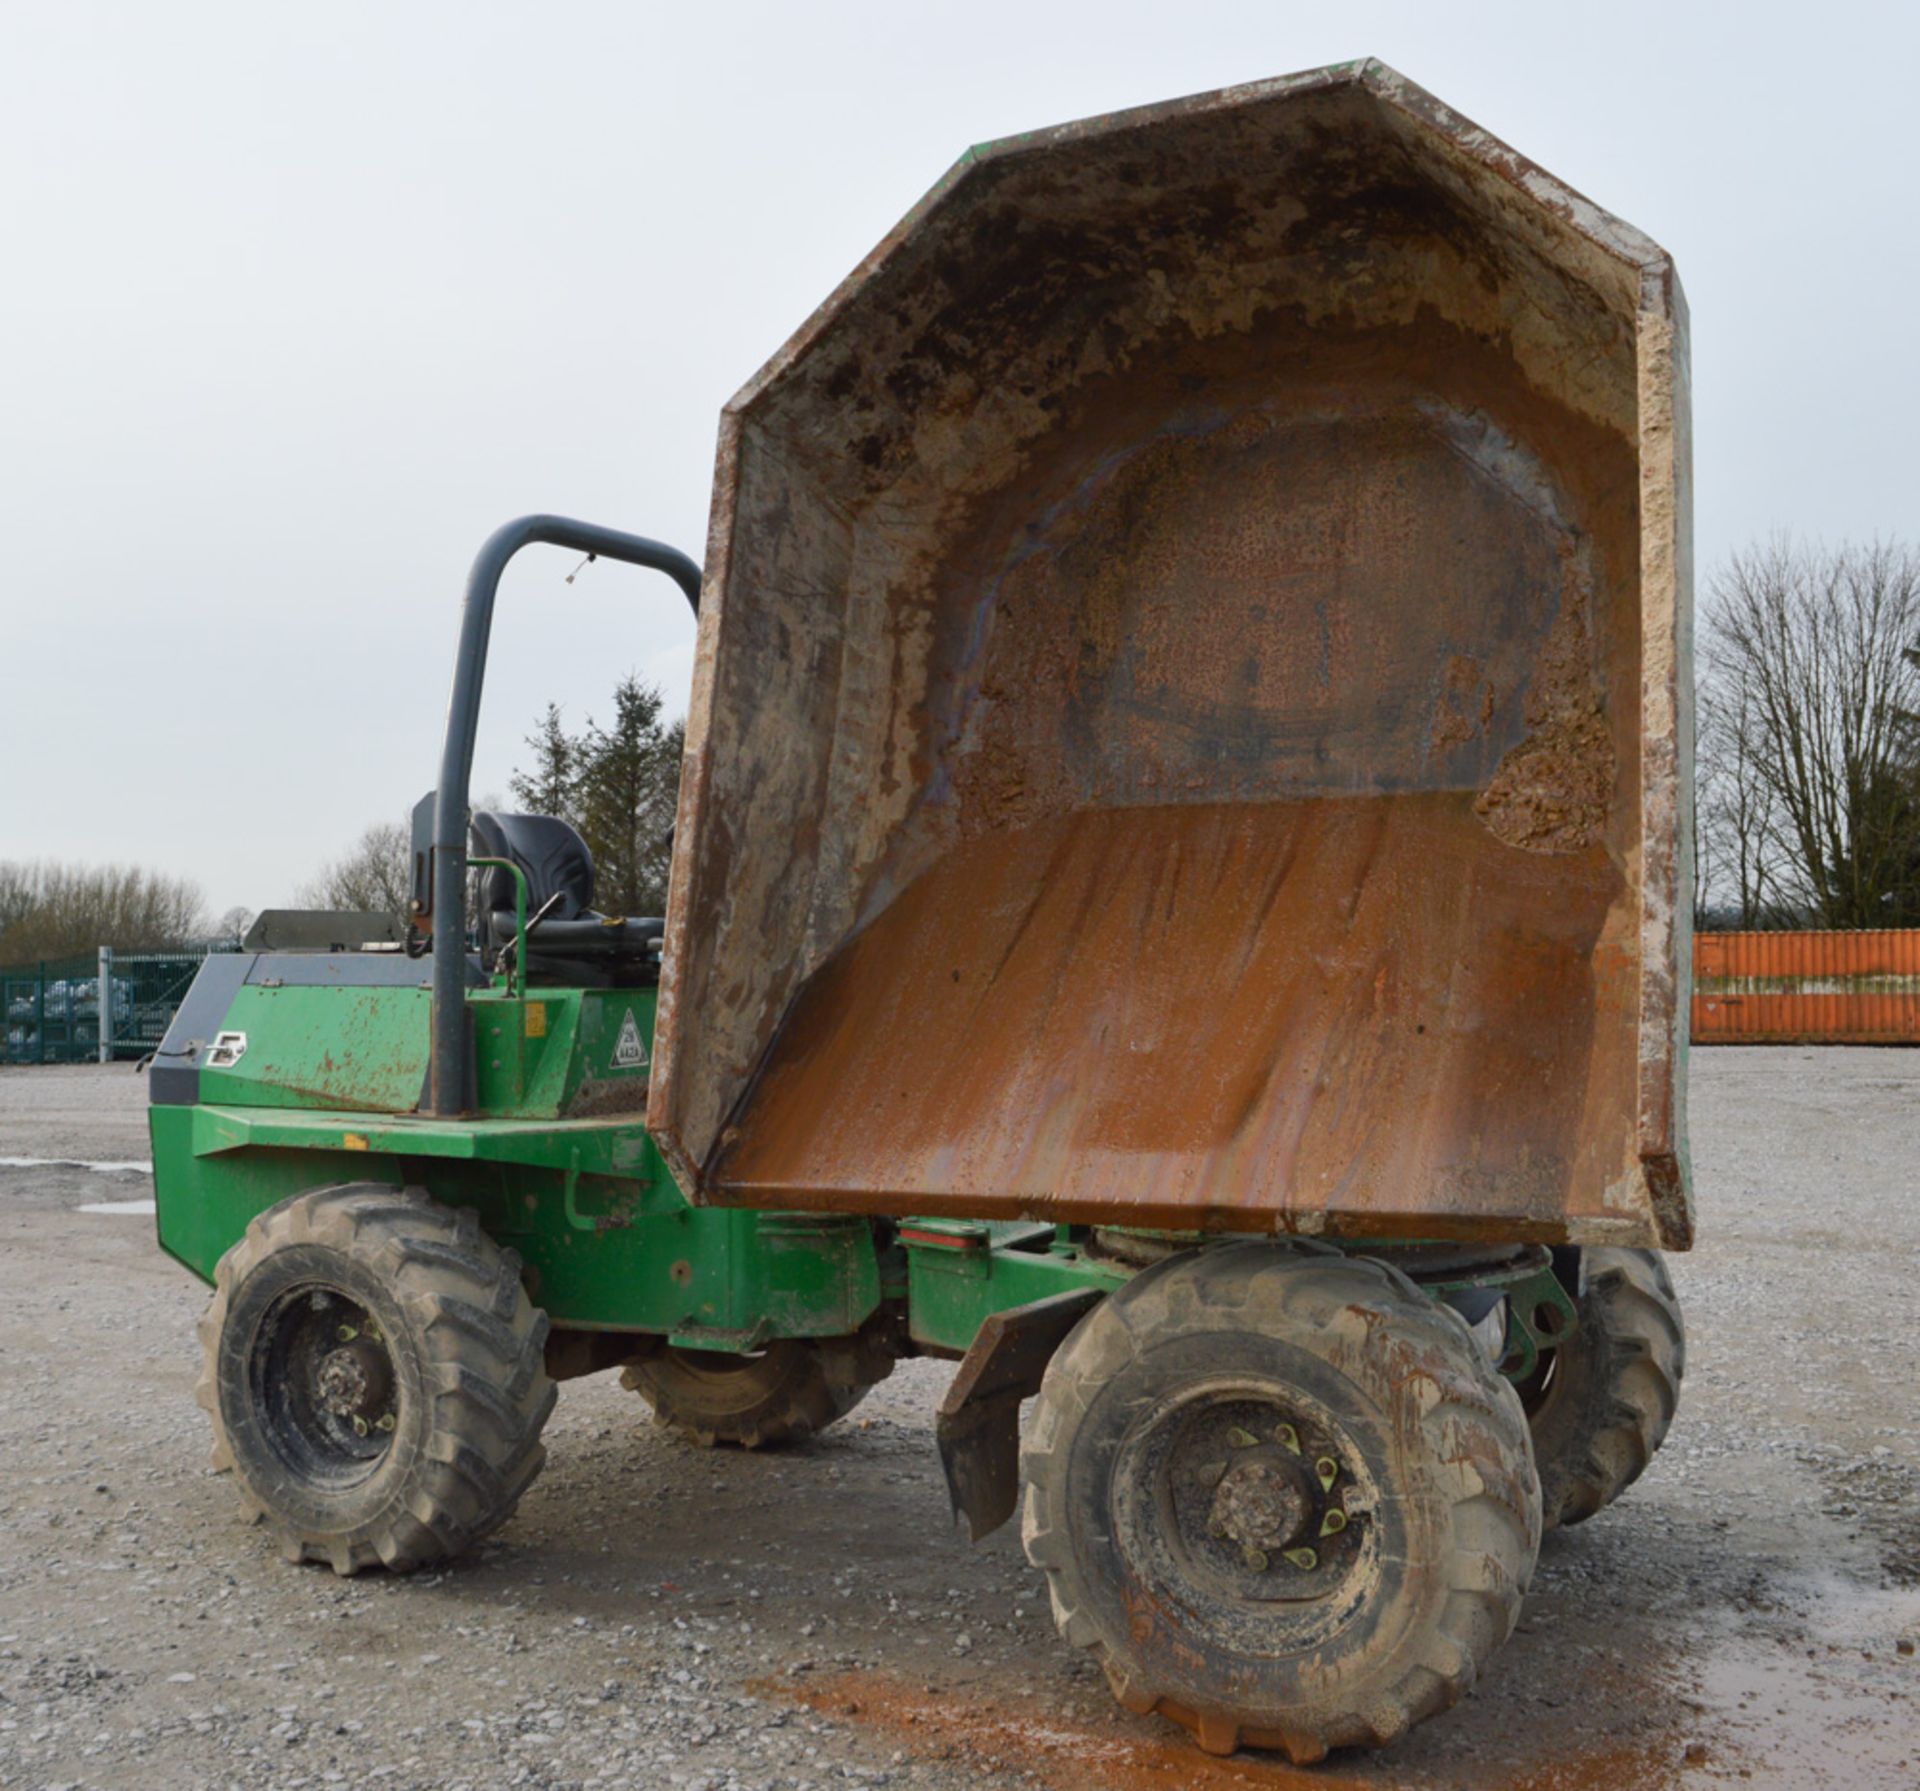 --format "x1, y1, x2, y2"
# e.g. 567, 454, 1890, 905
3, 1, 1915, 918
